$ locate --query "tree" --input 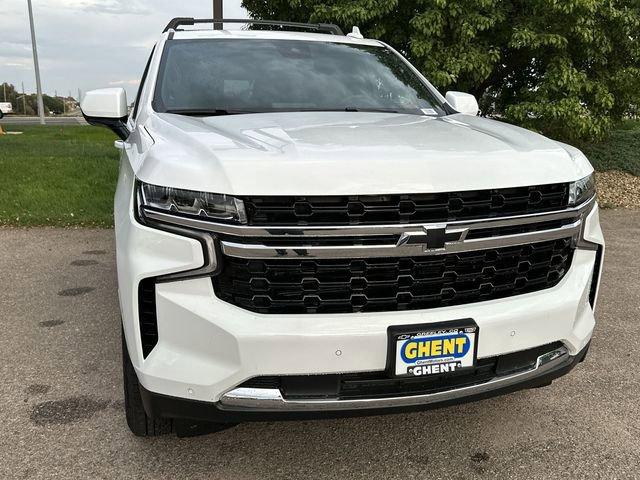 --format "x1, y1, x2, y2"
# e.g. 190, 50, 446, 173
241, 0, 640, 141
0, 82, 68, 115
42, 95, 64, 115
